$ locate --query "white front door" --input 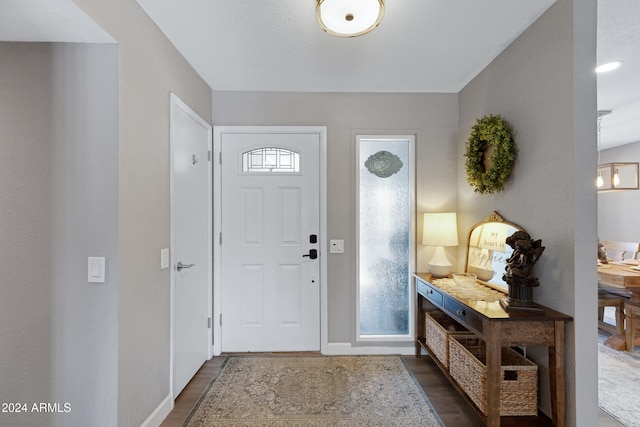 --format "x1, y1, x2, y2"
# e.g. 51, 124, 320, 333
170, 94, 212, 397
219, 131, 321, 352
